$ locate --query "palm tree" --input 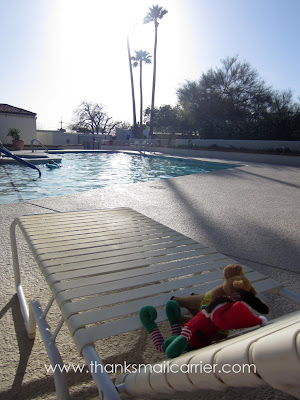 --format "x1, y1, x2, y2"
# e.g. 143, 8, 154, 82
132, 50, 152, 136
127, 36, 138, 137
143, 4, 168, 136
